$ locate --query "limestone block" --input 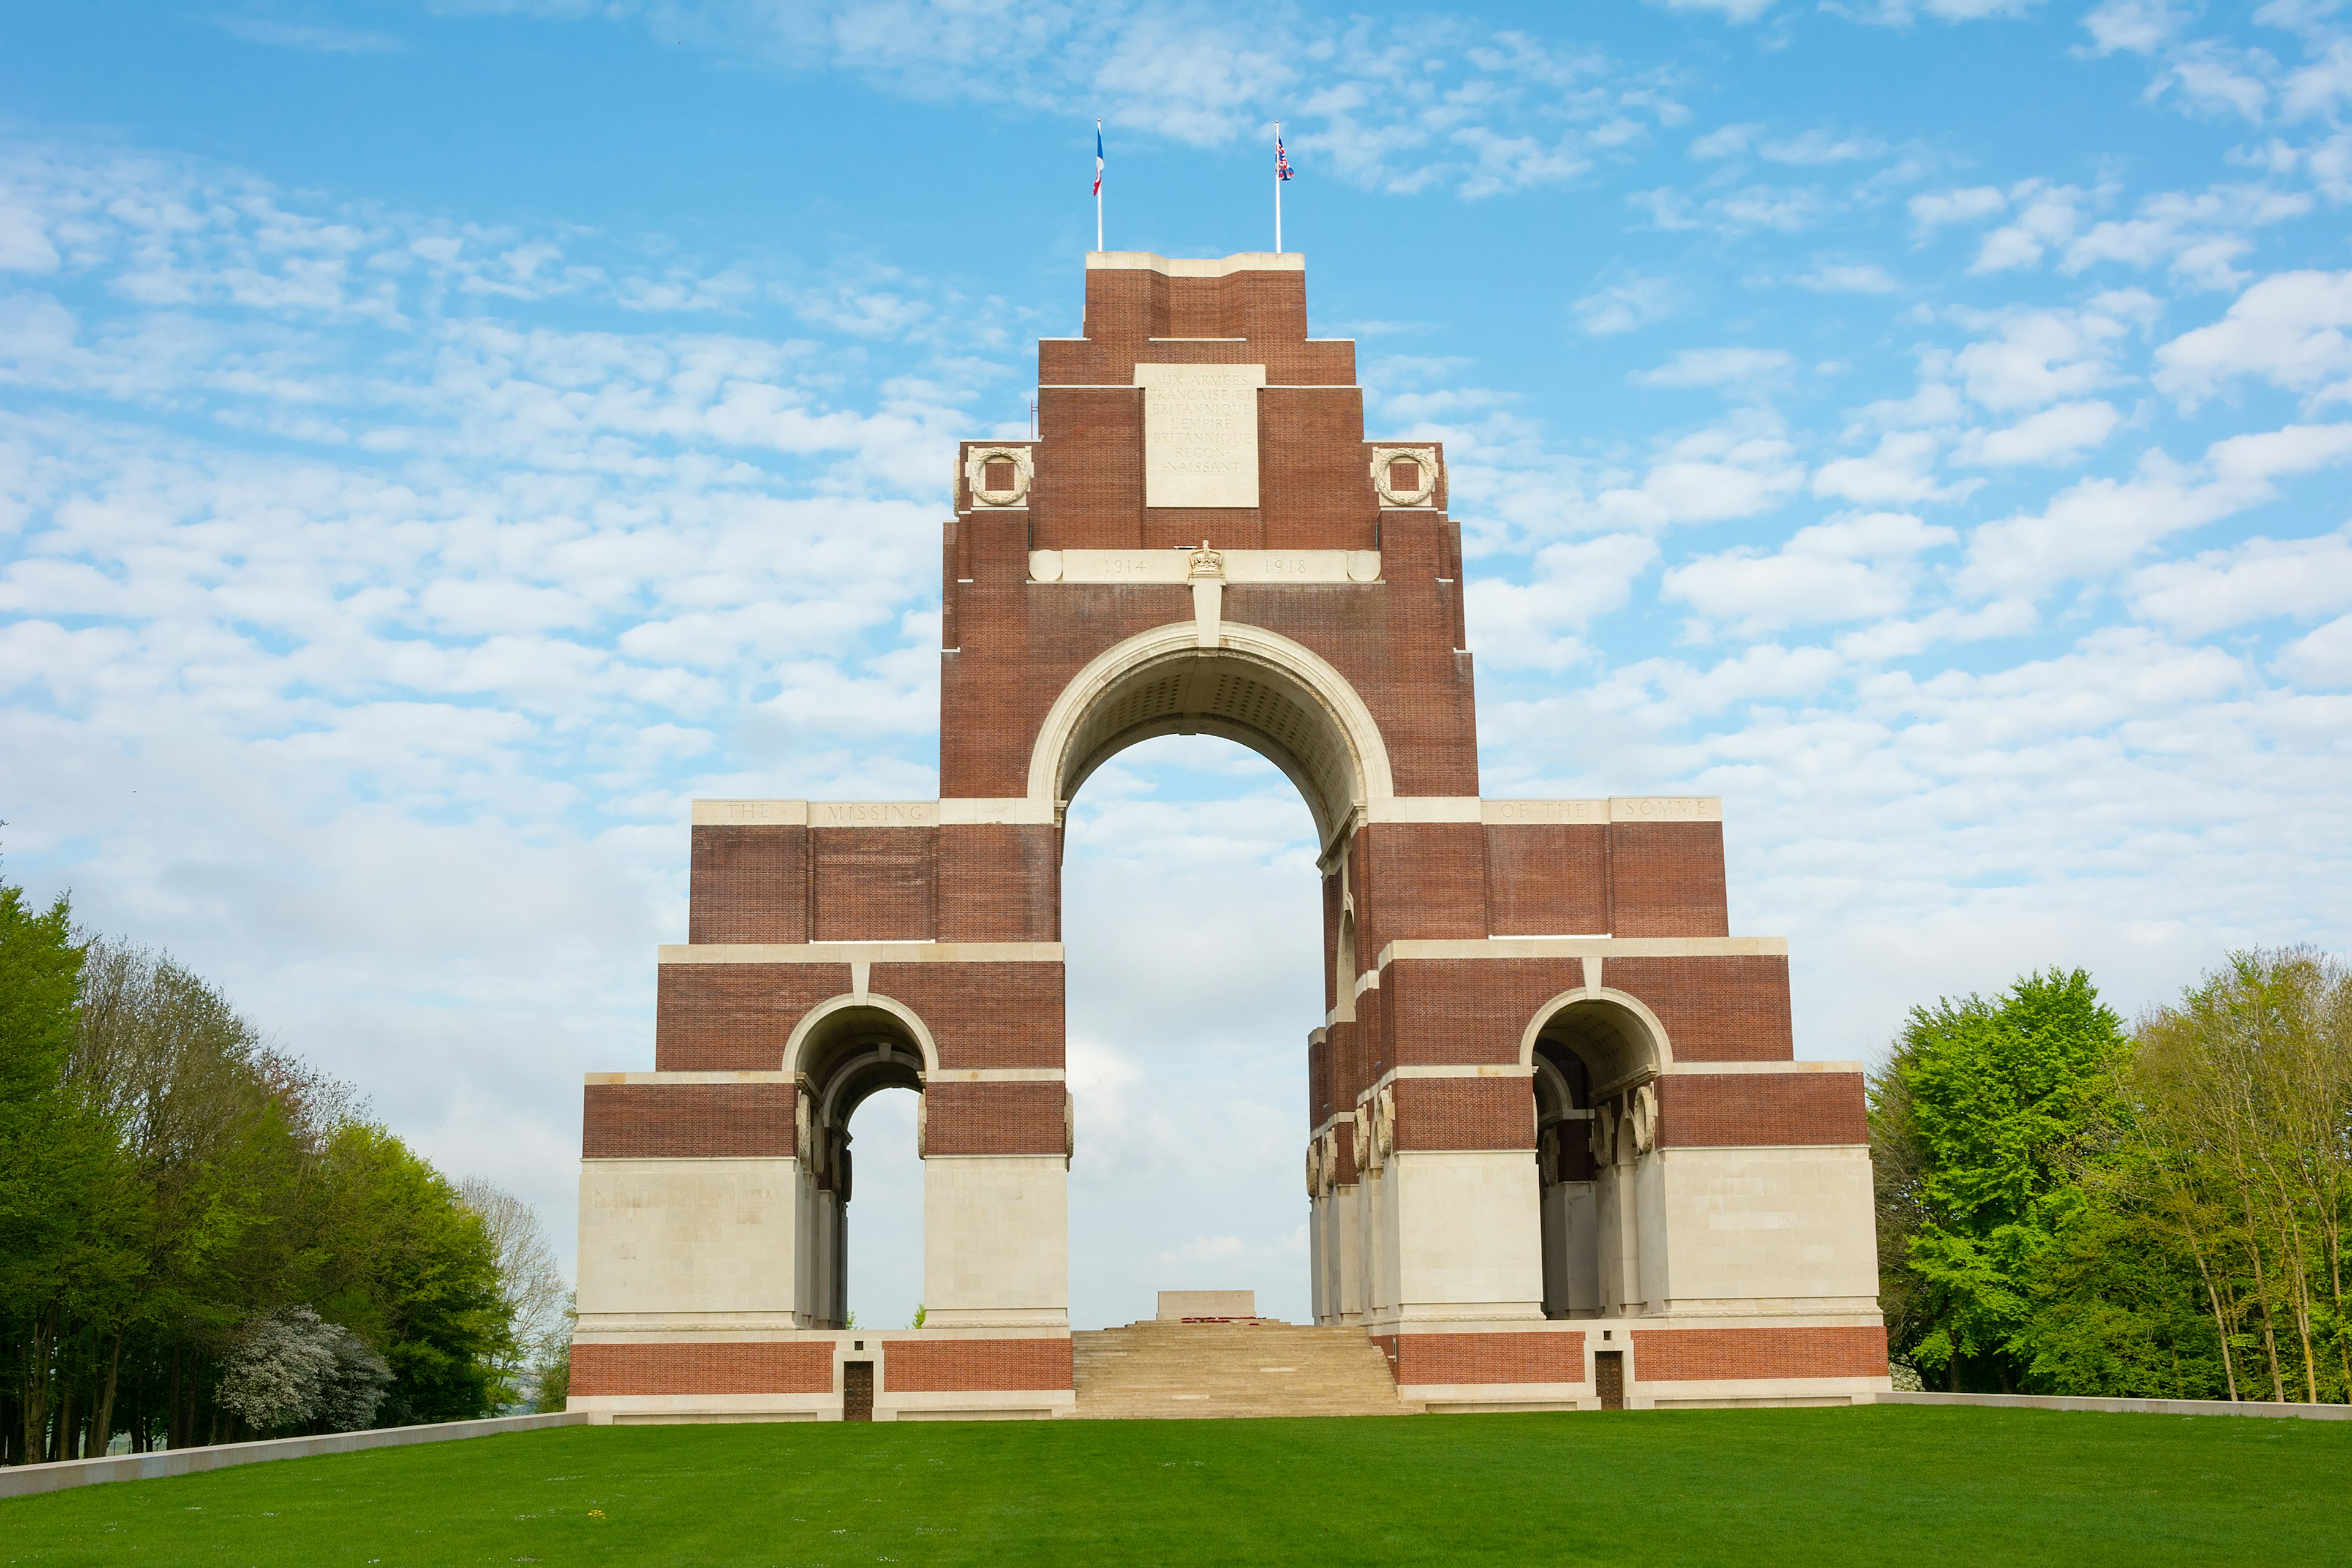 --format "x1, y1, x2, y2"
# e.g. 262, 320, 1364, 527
924, 1156, 1069, 1327
1653, 1147, 1881, 1309
577, 1159, 798, 1317
1390, 1150, 1544, 1320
